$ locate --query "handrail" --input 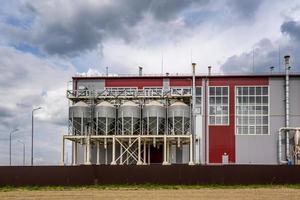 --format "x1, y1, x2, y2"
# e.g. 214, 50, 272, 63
67, 88, 192, 98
